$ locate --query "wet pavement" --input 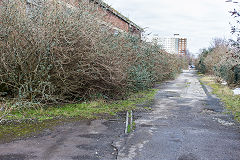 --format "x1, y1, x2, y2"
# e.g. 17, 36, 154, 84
0, 70, 239, 160
0, 120, 125, 160
114, 70, 240, 160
